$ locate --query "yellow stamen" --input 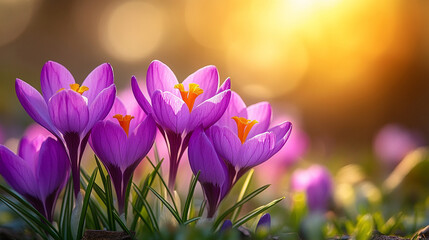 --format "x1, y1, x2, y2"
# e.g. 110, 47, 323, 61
174, 83, 204, 112
113, 114, 135, 136
232, 116, 258, 144
70, 83, 89, 95
57, 84, 89, 95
